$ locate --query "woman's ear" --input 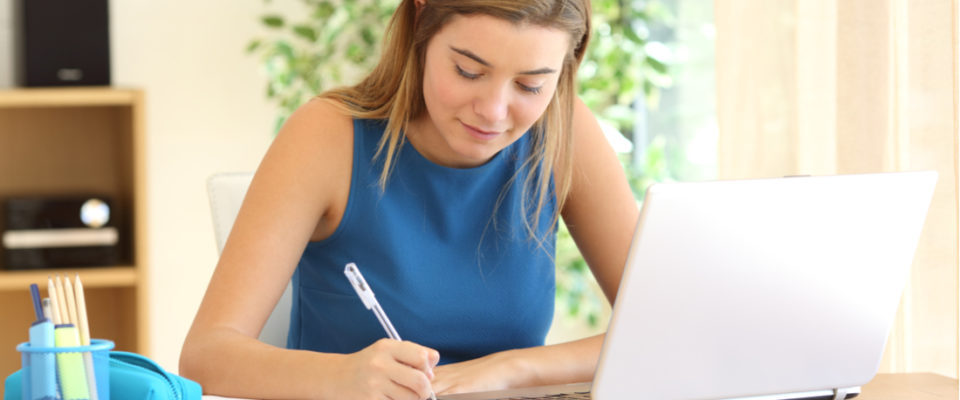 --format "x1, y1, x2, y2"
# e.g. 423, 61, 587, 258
414, 0, 426, 20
